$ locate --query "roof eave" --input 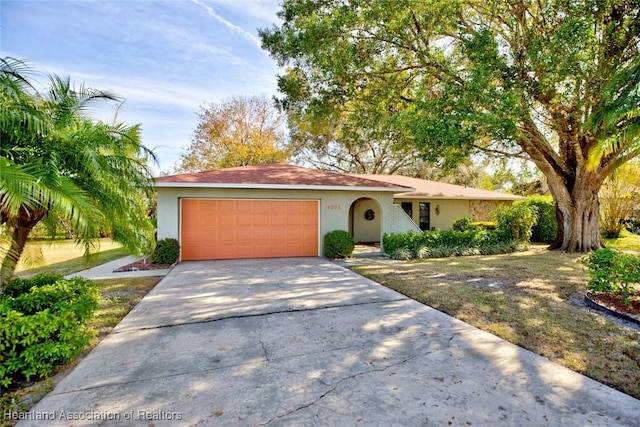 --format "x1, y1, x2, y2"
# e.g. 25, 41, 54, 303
154, 182, 415, 193
393, 193, 525, 200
